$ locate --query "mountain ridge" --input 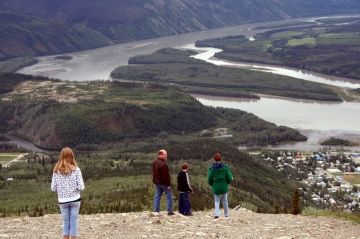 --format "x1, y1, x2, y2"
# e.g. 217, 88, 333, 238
1, 0, 360, 61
